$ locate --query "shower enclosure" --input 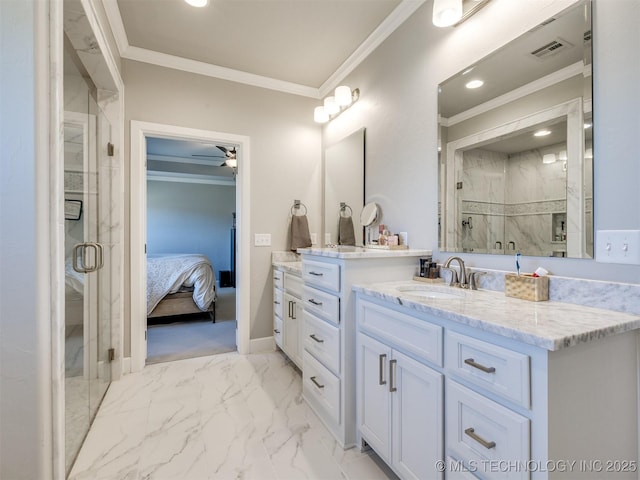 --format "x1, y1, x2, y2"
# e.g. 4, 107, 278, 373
63, 45, 113, 474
